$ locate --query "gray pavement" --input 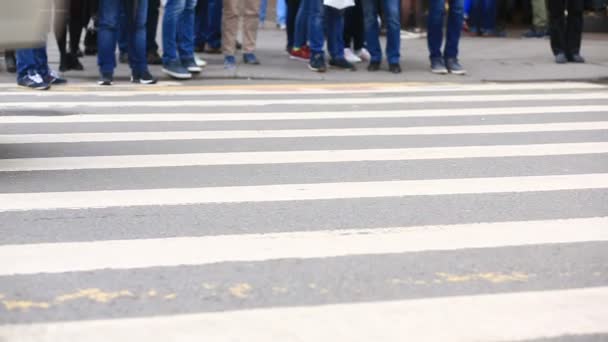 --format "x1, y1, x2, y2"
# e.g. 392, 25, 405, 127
0, 81, 607, 341
1, 28, 608, 85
